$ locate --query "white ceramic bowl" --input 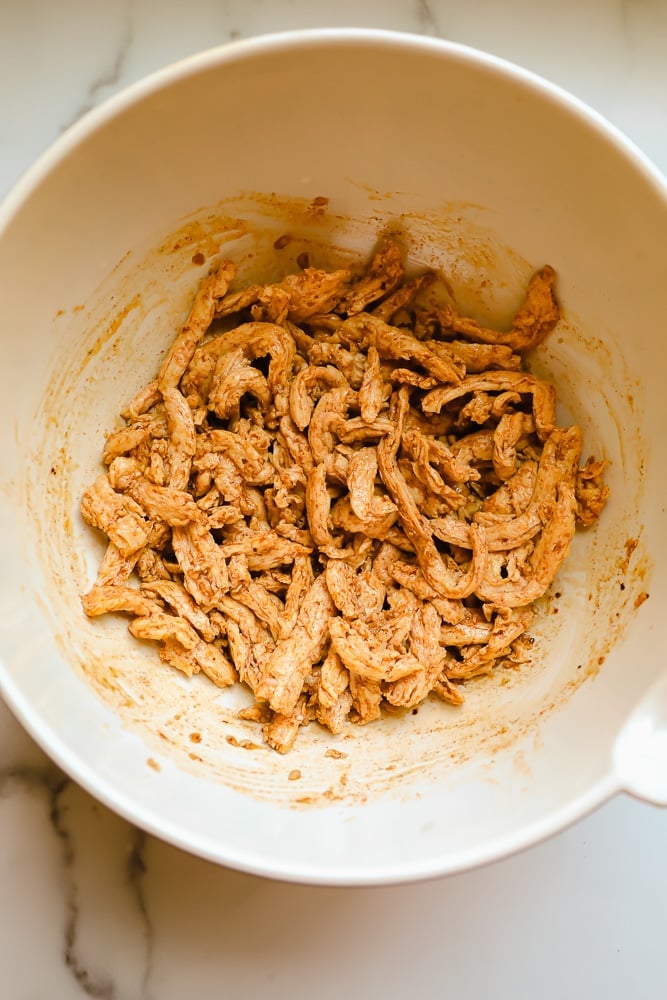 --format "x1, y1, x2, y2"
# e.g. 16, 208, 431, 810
1, 29, 666, 885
